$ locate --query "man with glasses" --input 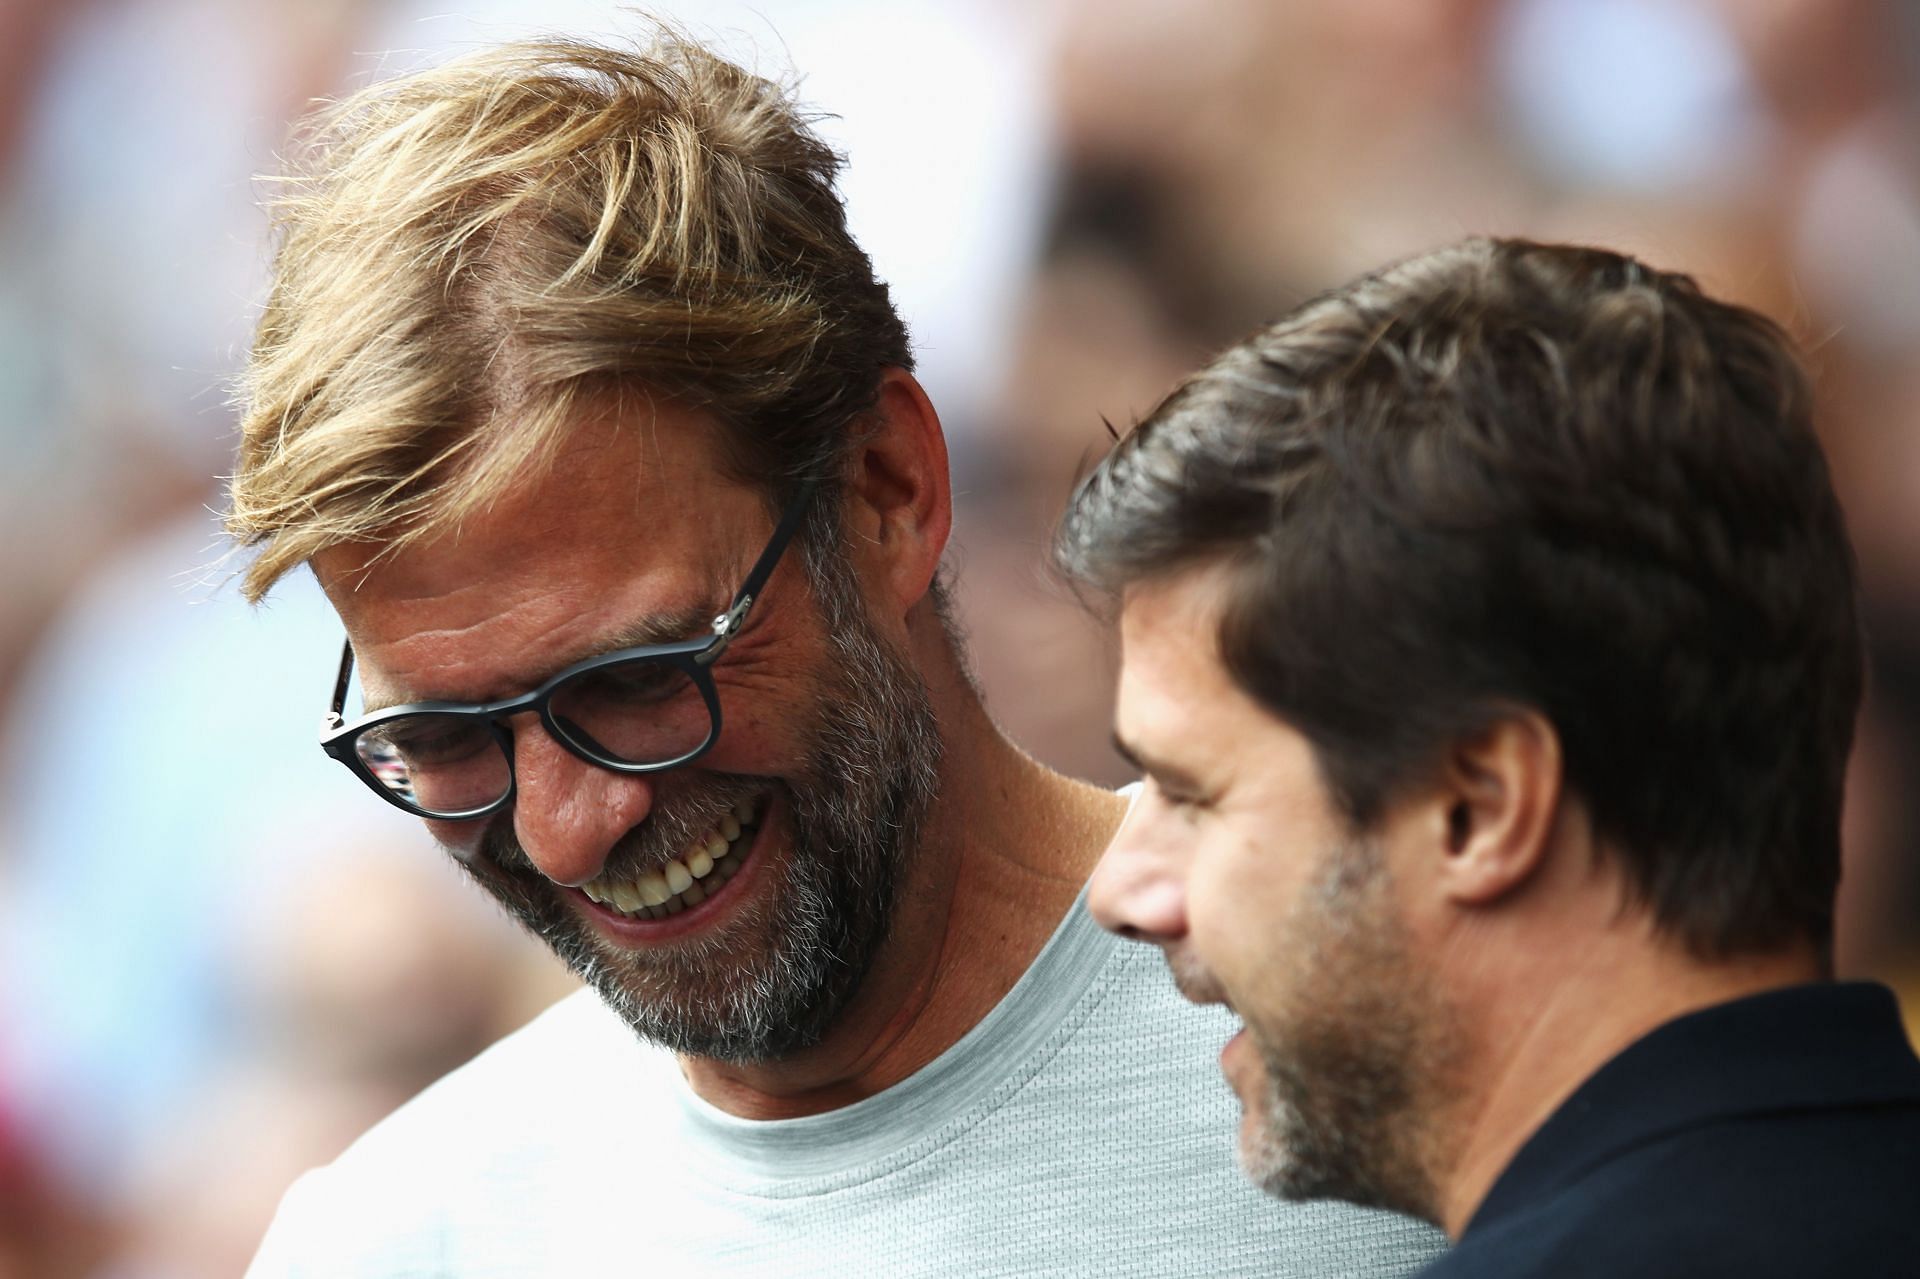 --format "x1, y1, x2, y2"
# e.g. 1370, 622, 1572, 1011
229, 29, 1440, 1278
